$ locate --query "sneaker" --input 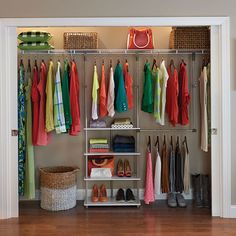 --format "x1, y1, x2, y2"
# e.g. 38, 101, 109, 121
126, 188, 135, 202
116, 188, 125, 202
176, 193, 187, 208
167, 193, 177, 208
